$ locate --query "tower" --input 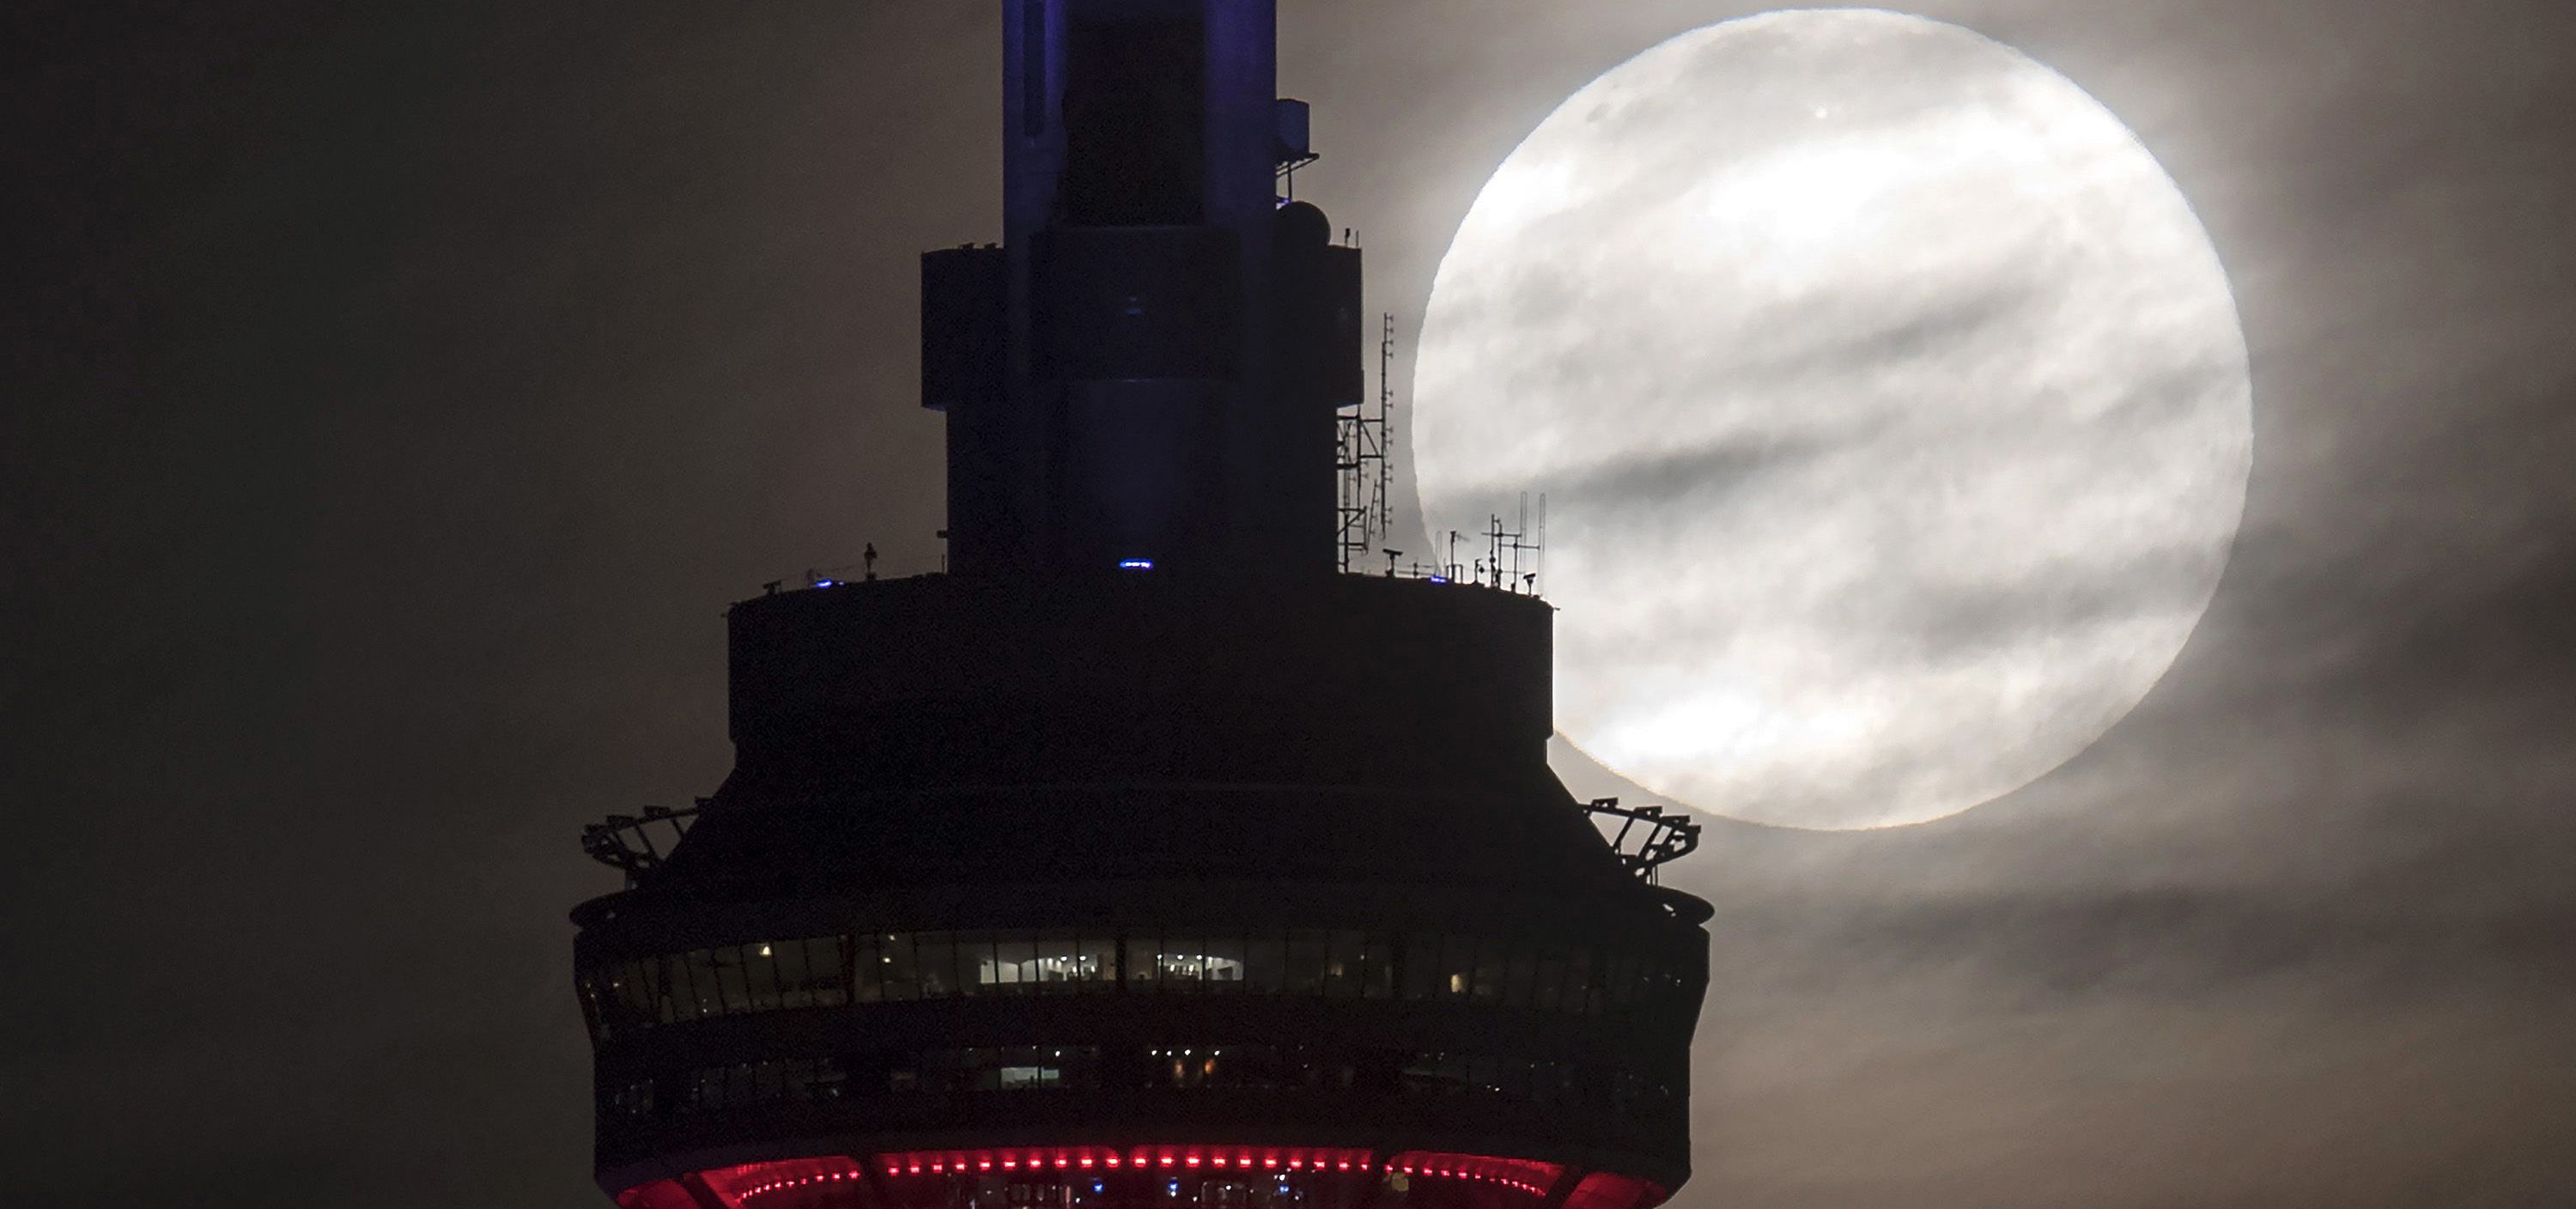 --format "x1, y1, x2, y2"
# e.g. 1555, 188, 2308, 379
570, 5, 1711, 1209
